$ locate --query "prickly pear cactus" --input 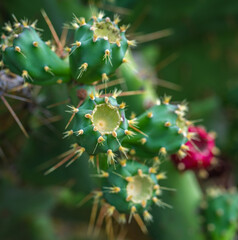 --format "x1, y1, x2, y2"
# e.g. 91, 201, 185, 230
200, 188, 238, 240
123, 98, 189, 158
102, 160, 165, 219
69, 13, 131, 84
1, 19, 70, 85
65, 91, 131, 162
